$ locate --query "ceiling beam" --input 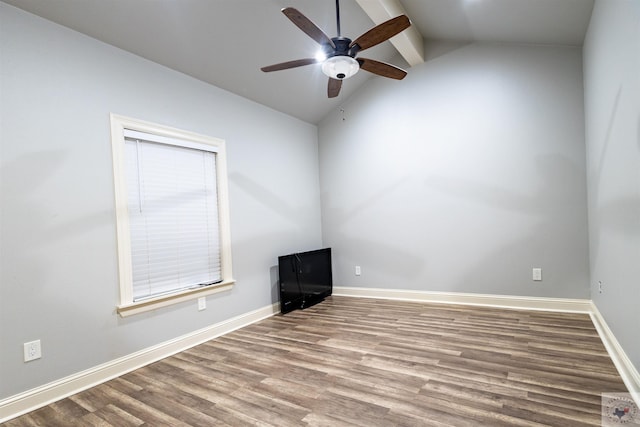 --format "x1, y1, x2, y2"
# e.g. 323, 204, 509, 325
354, 0, 424, 66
